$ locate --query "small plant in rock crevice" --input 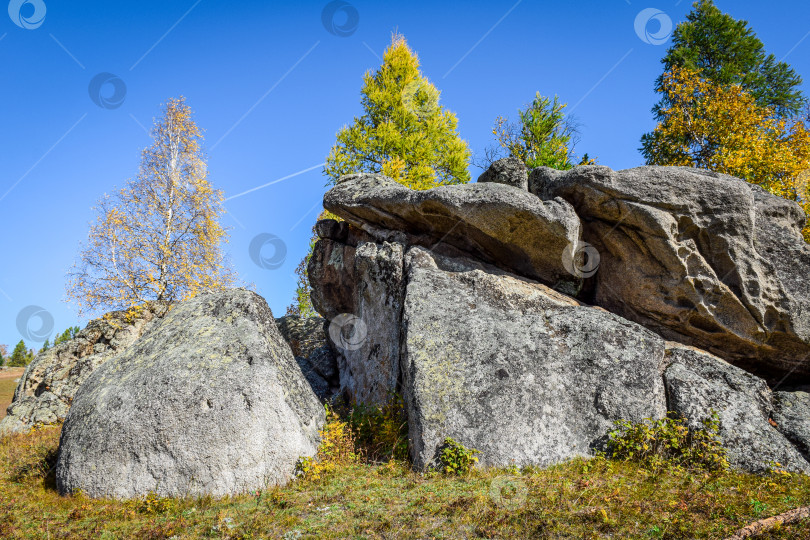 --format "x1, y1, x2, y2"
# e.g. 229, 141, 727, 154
345, 393, 409, 462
